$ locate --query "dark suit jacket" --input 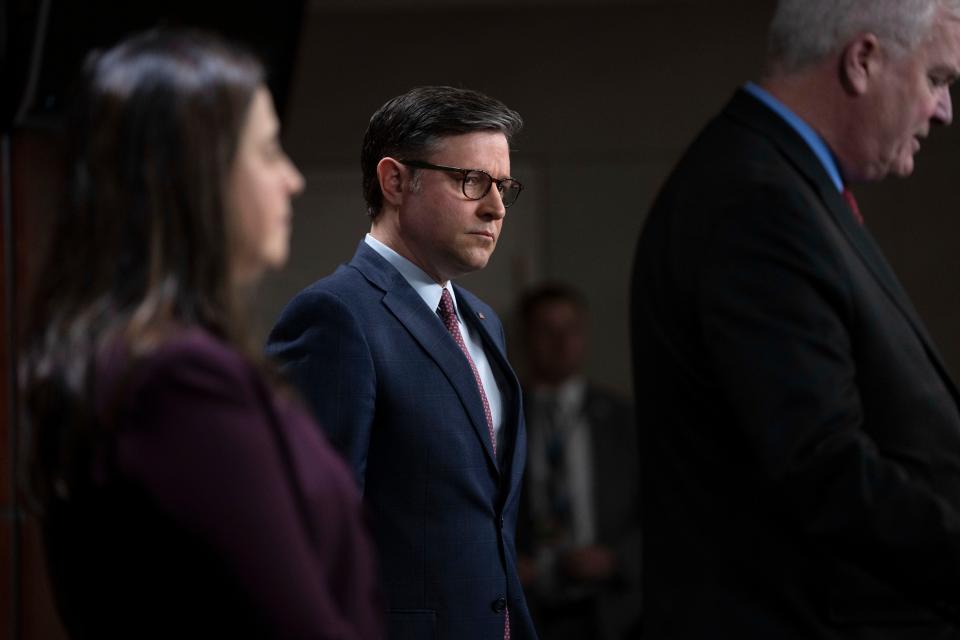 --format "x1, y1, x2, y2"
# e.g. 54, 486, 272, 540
579, 386, 642, 586
267, 241, 536, 640
45, 328, 382, 639
518, 384, 642, 638
631, 89, 960, 638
